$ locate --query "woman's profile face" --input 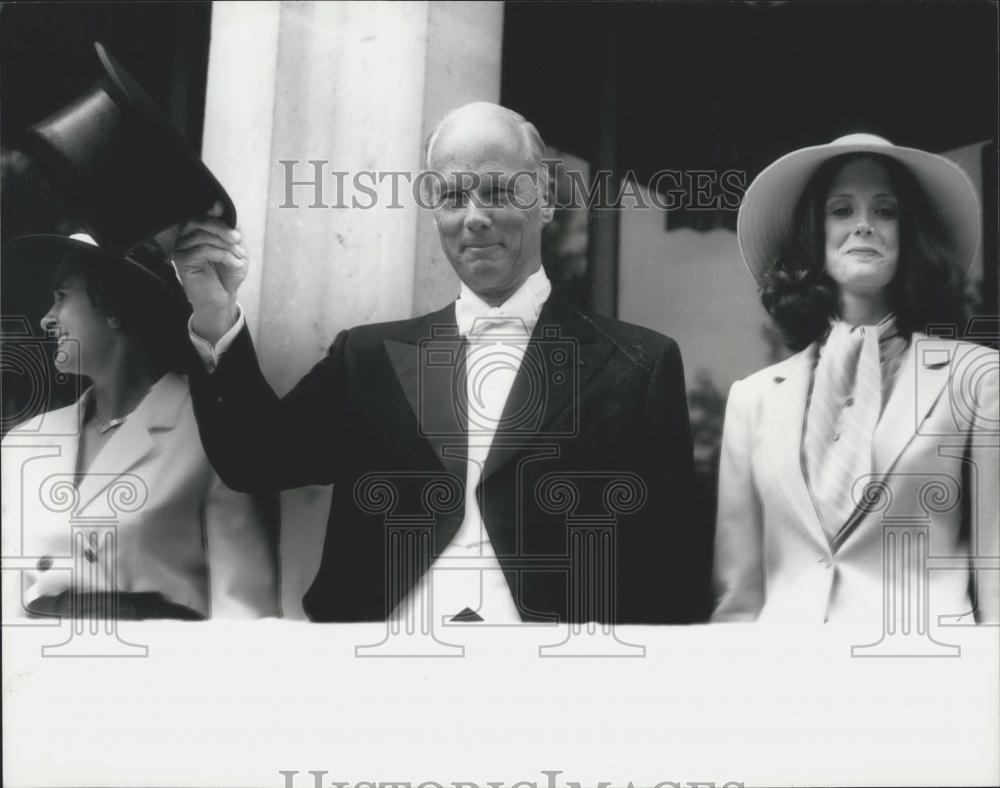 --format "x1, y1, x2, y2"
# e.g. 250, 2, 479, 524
823, 156, 900, 298
39, 272, 117, 377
